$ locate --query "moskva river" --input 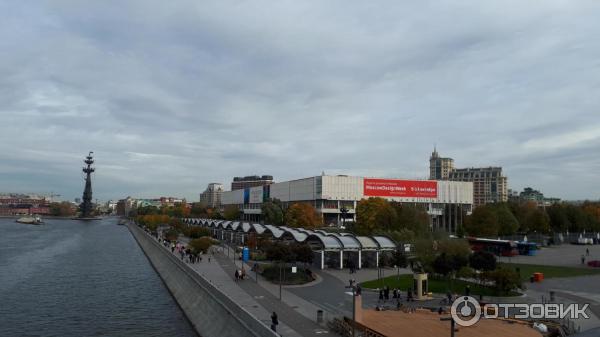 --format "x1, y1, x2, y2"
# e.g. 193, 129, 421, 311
0, 217, 197, 337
